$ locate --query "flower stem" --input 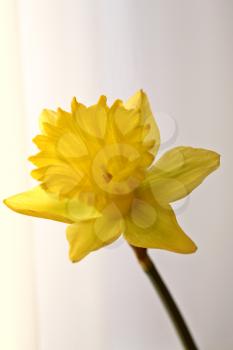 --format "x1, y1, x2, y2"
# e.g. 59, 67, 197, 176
131, 246, 199, 350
